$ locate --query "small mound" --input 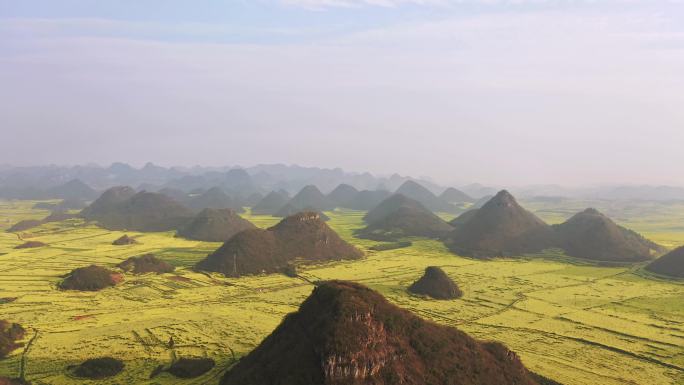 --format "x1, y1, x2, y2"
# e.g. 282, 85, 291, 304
0, 320, 25, 358
646, 246, 684, 278
281, 263, 298, 278
359, 194, 453, 240
0, 377, 31, 385
33, 202, 58, 210
8, 211, 78, 233
369, 241, 412, 251
167, 358, 215, 378
177, 208, 256, 242
117, 254, 174, 274
59, 265, 122, 291
408, 266, 462, 299
72, 357, 124, 379
50, 198, 89, 211
196, 212, 362, 277
112, 234, 137, 245
43, 211, 78, 223
14, 241, 46, 249
7, 220, 43, 232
